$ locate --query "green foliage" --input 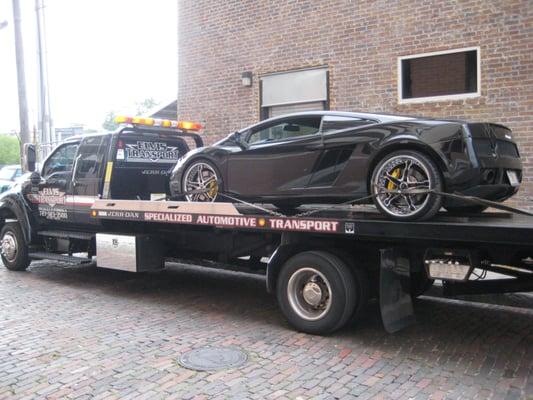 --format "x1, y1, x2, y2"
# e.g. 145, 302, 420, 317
135, 98, 159, 116
102, 98, 160, 132
102, 111, 118, 132
0, 135, 20, 165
